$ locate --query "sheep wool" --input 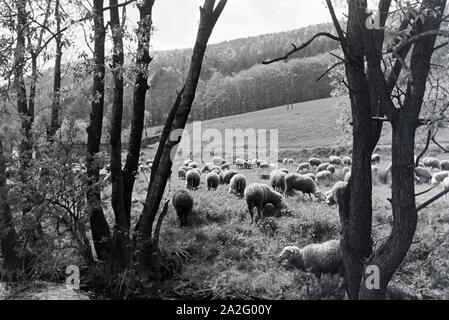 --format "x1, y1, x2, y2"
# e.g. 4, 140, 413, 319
229, 174, 247, 197
244, 183, 283, 222
186, 170, 201, 190
206, 172, 220, 190
172, 189, 194, 227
